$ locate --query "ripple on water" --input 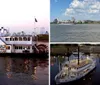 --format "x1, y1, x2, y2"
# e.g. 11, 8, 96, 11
51, 24, 100, 42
